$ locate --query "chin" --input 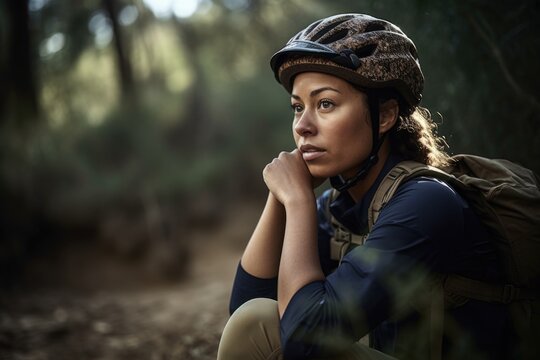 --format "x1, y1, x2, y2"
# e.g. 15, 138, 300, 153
306, 164, 340, 179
